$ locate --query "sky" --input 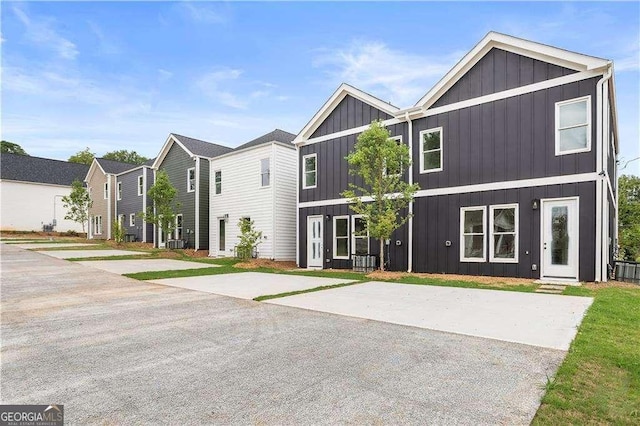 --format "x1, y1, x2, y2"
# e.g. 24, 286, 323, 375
2, 1, 639, 175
